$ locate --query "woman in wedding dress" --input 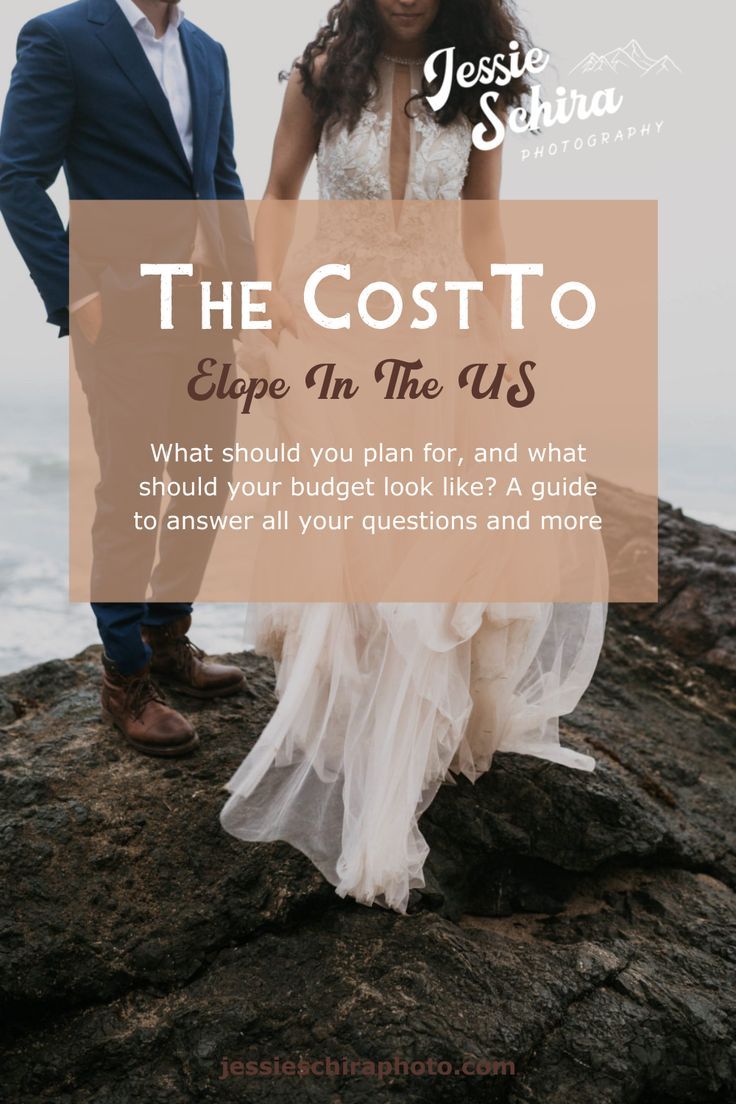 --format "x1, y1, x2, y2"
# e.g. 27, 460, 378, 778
221, 0, 607, 914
